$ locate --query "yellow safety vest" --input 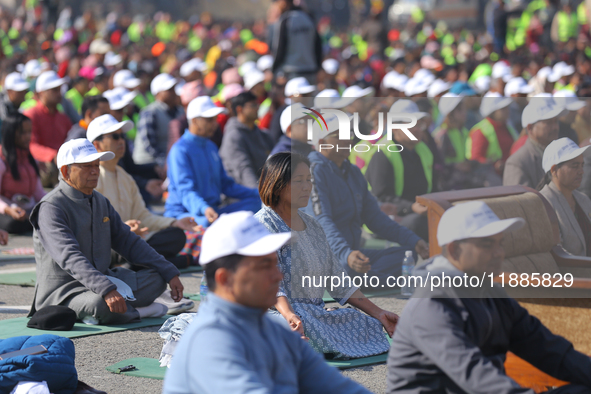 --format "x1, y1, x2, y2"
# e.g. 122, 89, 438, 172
382, 140, 433, 197
466, 118, 505, 162
557, 11, 578, 42
434, 123, 468, 164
